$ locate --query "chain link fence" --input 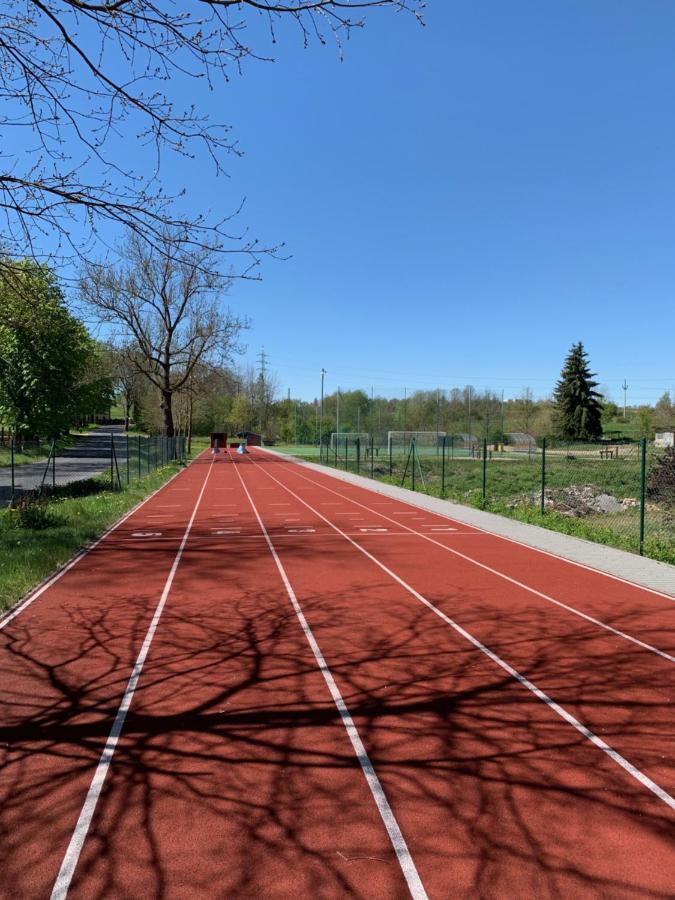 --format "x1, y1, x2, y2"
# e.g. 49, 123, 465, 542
314, 435, 674, 565
2, 432, 186, 507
